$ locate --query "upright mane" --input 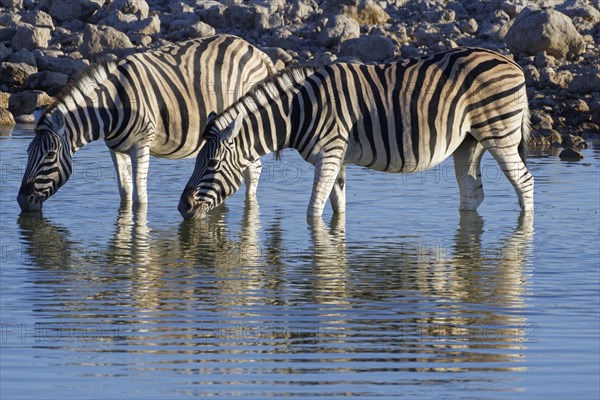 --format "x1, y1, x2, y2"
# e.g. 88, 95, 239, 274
44, 61, 118, 117
215, 66, 317, 129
